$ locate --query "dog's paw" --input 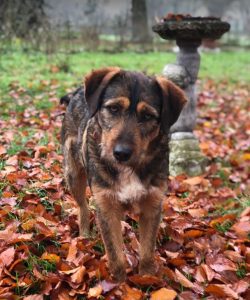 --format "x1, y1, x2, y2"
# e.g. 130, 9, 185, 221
139, 259, 156, 276
110, 263, 126, 282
